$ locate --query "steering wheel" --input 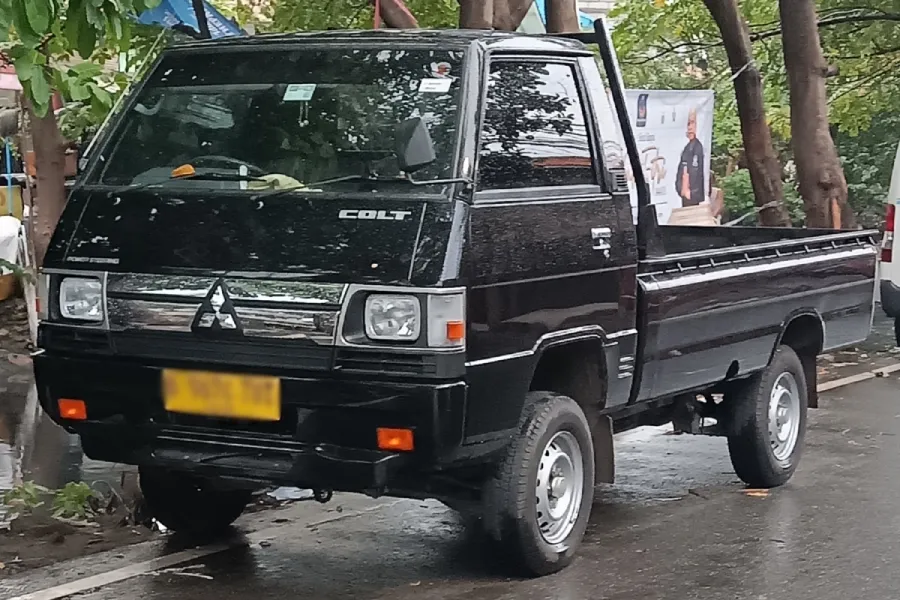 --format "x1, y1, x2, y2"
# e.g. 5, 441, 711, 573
188, 155, 268, 177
